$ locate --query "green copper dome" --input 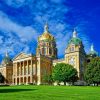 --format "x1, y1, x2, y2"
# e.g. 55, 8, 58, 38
68, 29, 82, 46
68, 37, 82, 45
2, 56, 12, 64
1, 52, 12, 65
88, 45, 98, 57
89, 51, 98, 56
